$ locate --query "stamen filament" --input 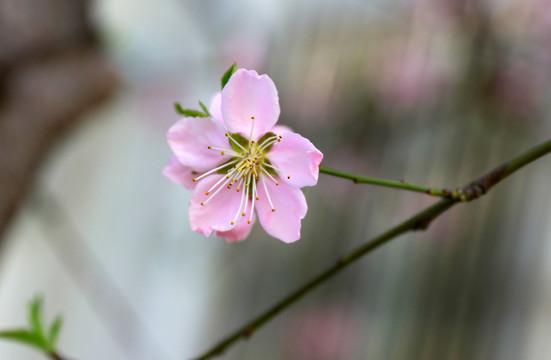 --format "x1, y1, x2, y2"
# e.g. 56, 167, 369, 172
193, 159, 239, 182
248, 116, 255, 147
261, 176, 276, 212
231, 179, 247, 225
206, 170, 237, 195
258, 135, 279, 147
235, 176, 245, 192
242, 172, 251, 217
249, 176, 257, 224
208, 146, 240, 156
202, 176, 233, 205
263, 163, 283, 172
256, 138, 278, 152
226, 133, 247, 152
261, 167, 280, 185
